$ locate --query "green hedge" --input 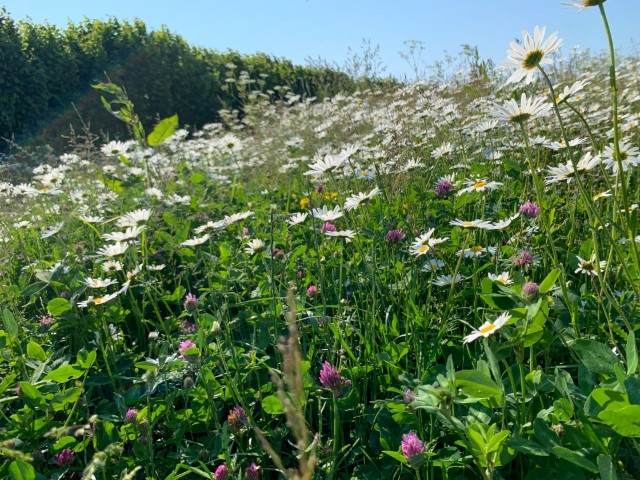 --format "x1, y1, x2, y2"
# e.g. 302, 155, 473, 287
0, 9, 357, 151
